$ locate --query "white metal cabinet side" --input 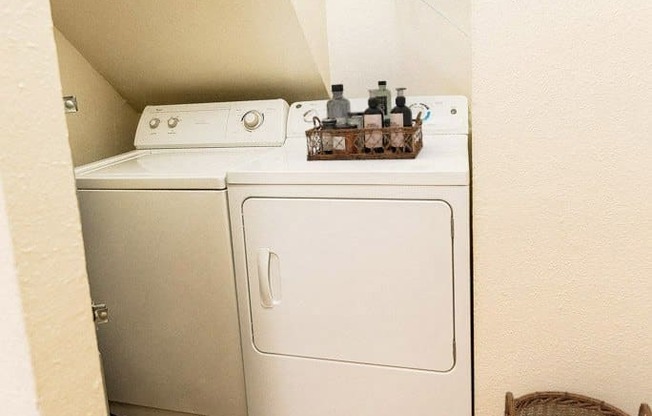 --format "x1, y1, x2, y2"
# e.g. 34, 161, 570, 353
78, 189, 247, 416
